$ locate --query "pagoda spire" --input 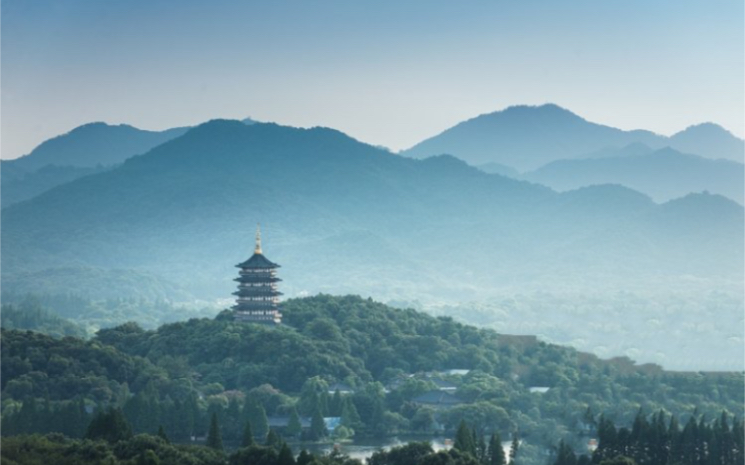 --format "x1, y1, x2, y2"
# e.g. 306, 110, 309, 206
255, 223, 262, 255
